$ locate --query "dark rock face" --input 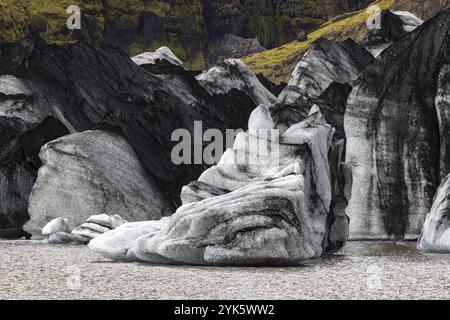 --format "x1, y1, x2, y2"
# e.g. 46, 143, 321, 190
345, 10, 450, 239
1, 0, 376, 69
325, 139, 351, 252
296, 30, 308, 42
0, 35, 257, 230
0, 72, 70, 230
325, 0, 373, 15
275, 38, 373, 139
202, 0, 372, 49
256, 74, 287, 97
